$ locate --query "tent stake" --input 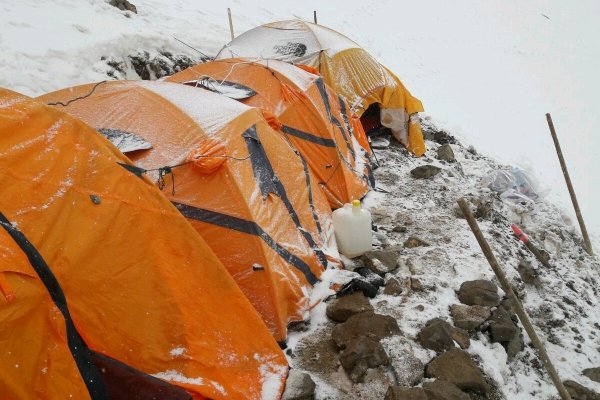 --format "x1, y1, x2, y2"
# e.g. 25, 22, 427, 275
457, 198, 572, 400
546, 113, 593, 256
227, 8, 235, 41
511, 224, 552, 269
313, 10, 318, 24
